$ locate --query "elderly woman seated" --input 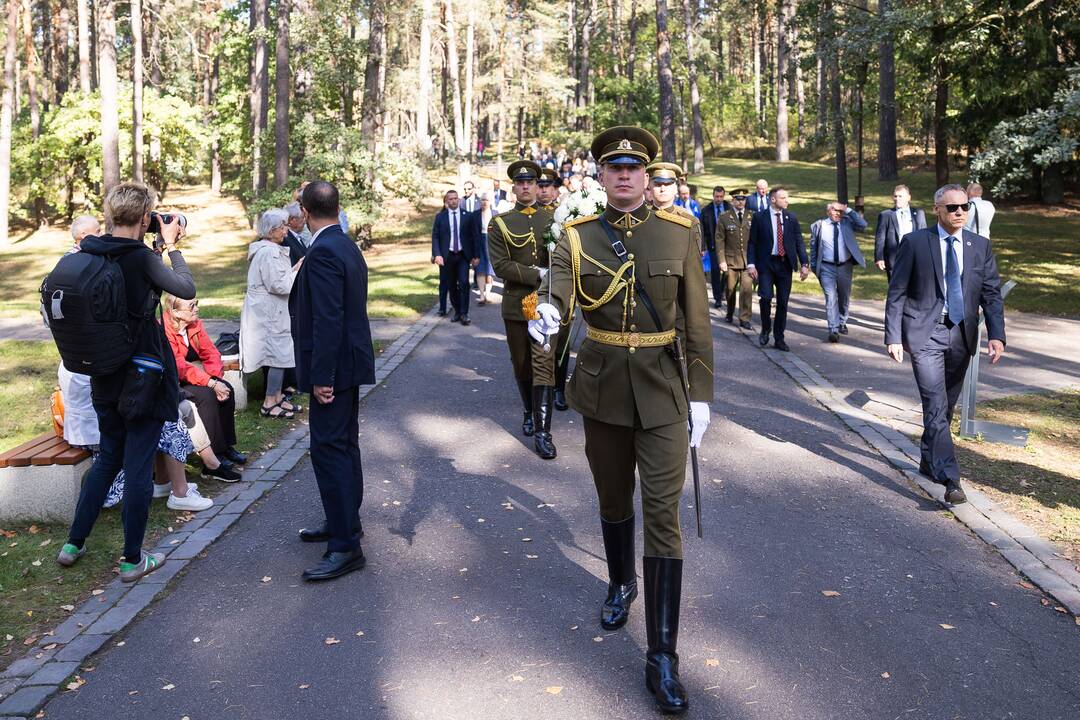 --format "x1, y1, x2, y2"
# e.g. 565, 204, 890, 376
162, 294, 247, 474
241, 207, 304, 418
